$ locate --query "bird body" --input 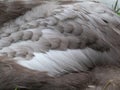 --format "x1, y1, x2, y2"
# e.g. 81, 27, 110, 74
0, 1, 120, 90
